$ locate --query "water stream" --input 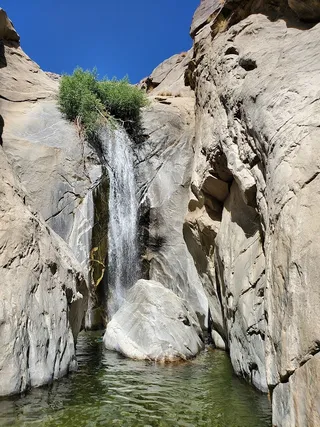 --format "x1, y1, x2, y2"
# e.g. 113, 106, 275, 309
0, 332, 271, 427
101, 128, 139, 317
